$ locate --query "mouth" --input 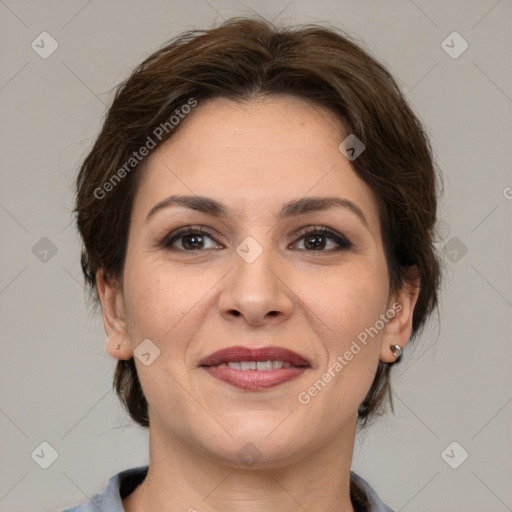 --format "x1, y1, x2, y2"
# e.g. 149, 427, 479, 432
199, 346, 310, 390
